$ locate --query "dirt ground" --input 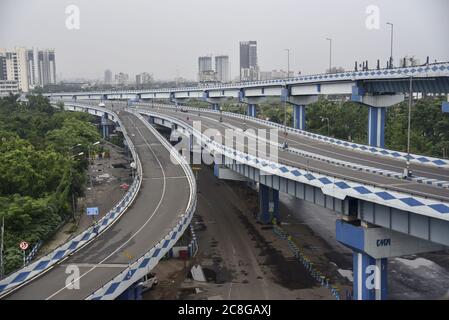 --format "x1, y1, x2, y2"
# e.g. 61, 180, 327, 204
144, 164, 350, 300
